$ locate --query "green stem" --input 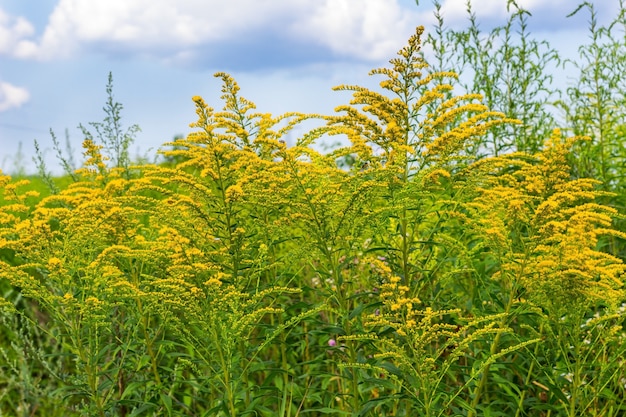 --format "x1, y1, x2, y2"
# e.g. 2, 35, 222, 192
214, 150, 240, 282
568, 335, 581, 417
81, 325, 106, 417
240, 338, 251, 407
514, 322, 544, 417
132, 263, 162, 388
279, 328, 290, 417
64, 307, 106, 416
346, 325, 361, 414
141, 312, 162, 386
213, 325, 237, 417
468, 282, 516, 416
